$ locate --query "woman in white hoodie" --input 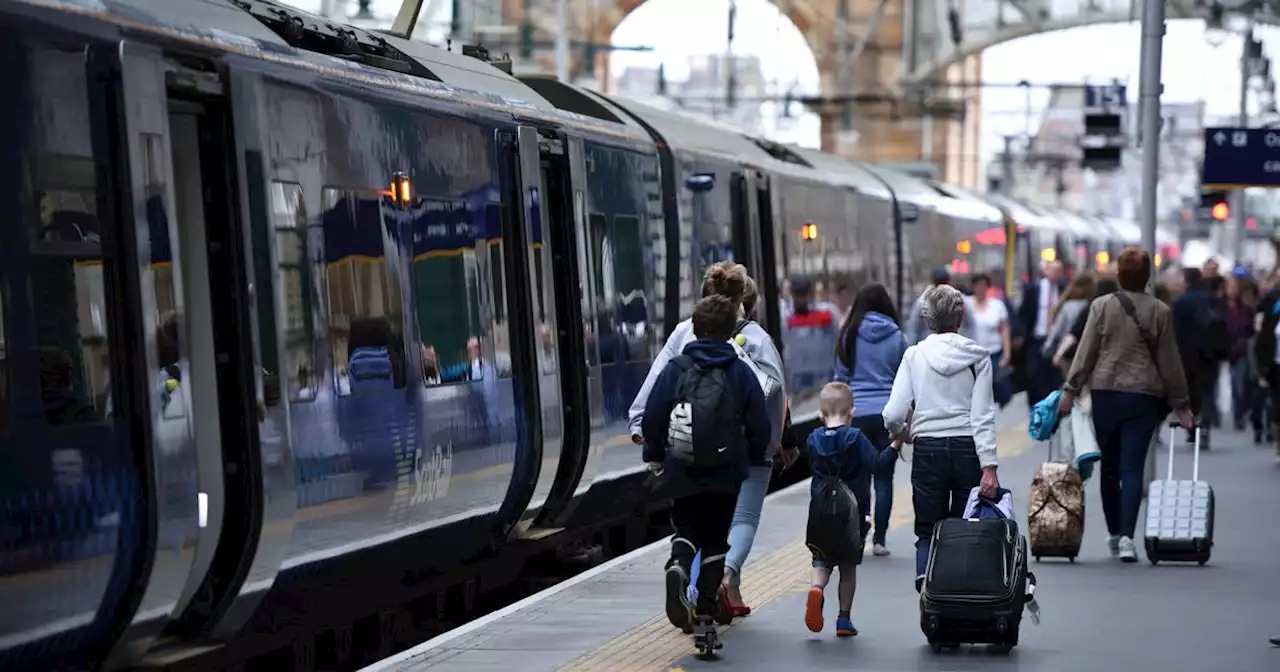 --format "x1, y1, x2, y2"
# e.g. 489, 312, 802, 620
883, 284, 1001, 590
